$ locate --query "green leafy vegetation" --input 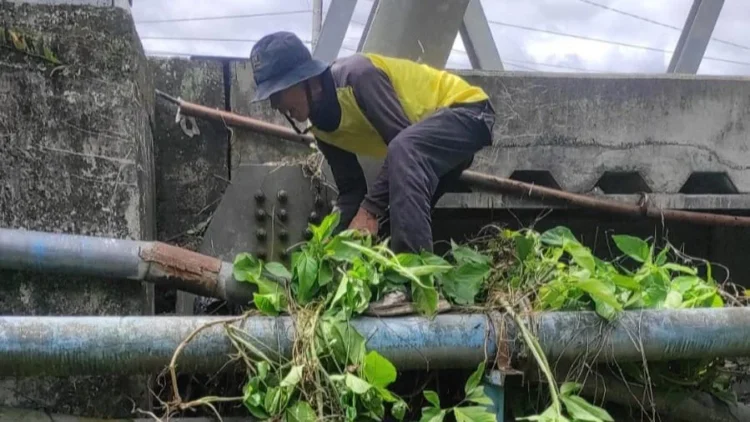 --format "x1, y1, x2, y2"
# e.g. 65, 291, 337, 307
165, 211, 740, 421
